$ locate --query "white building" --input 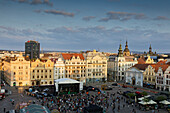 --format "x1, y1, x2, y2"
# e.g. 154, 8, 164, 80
114, 43, 137, 81
156, 65, 170, 91
54, 58, 65, 80
126, 66, 144, 87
